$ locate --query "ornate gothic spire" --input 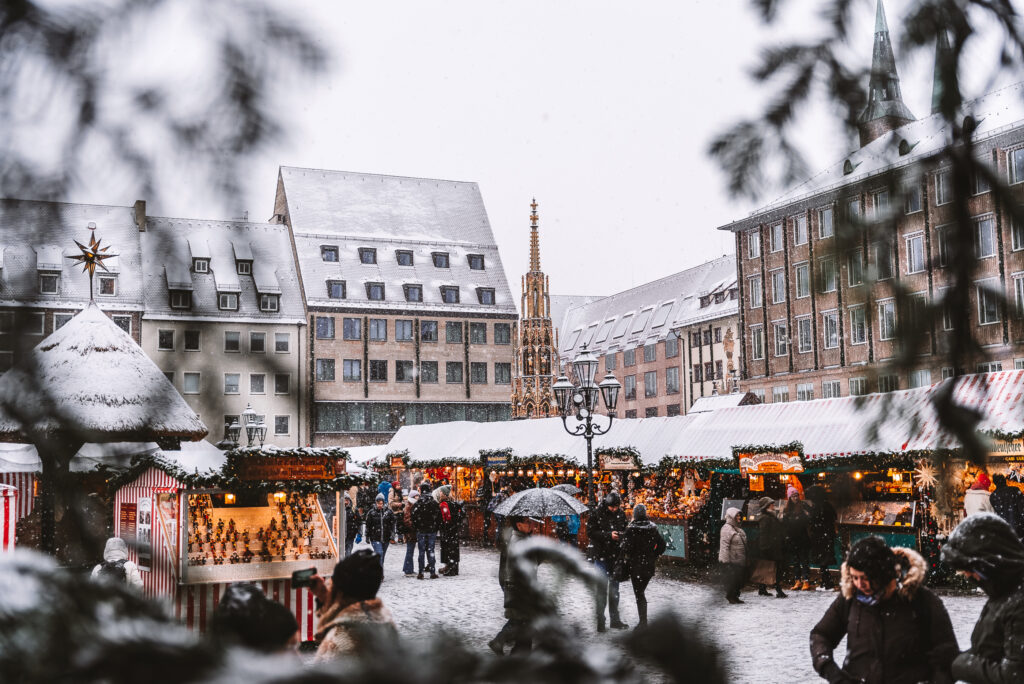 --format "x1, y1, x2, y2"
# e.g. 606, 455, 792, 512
529, 198, 541, 272
858, 0, 915, 146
